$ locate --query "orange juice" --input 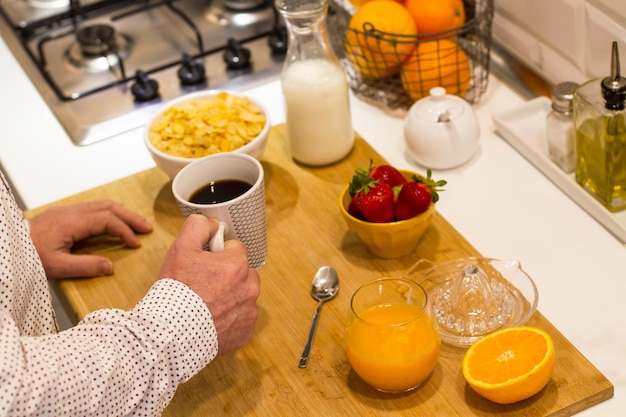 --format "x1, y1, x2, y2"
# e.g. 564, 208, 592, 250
346, 303, 441, 392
